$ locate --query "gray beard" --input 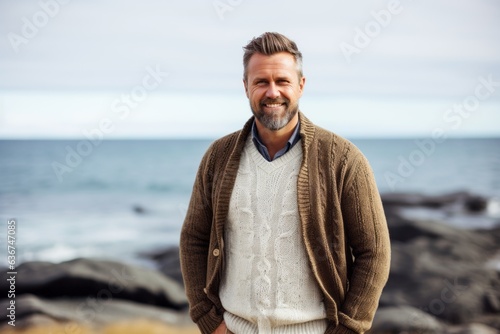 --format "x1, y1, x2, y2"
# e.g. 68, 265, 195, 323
251, 104, 299, 131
